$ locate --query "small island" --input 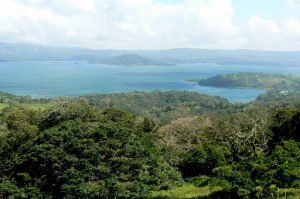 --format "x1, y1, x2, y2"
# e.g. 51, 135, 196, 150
91, 54, 174, 66
196, 72, 300, 90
